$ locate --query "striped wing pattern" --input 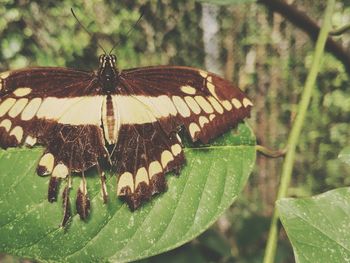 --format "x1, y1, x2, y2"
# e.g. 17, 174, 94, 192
0, 66, 252, 225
